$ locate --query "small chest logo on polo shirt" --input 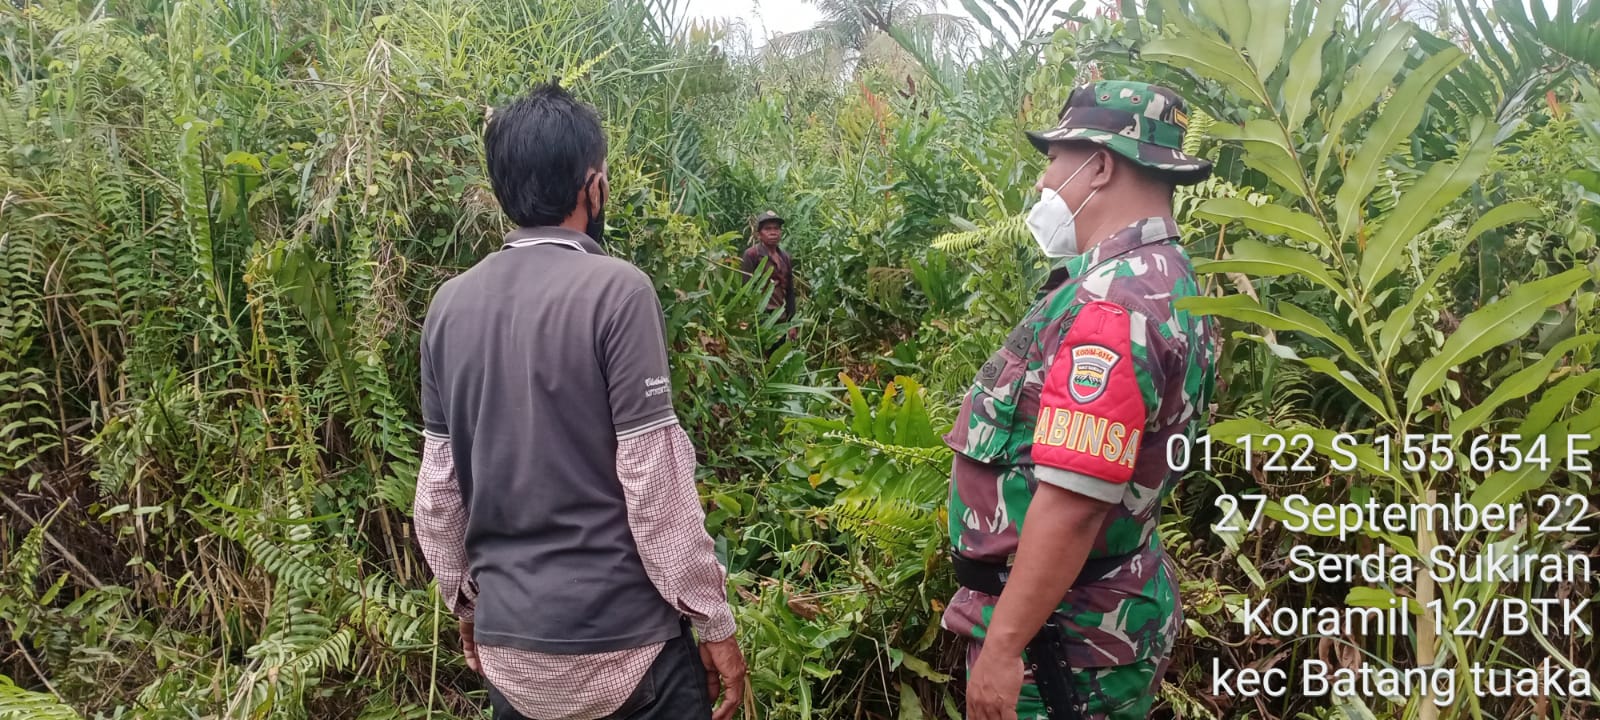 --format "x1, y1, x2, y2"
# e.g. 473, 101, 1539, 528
1068, 345, 1119, 403
644, 376, 671, 398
